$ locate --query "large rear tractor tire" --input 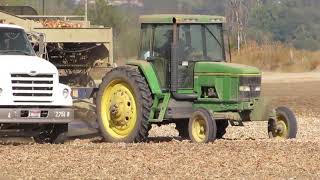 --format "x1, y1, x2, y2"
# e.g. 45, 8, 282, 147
188, 108, 217, 143
96, 66, 152, 143
268, 106, 297, 139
